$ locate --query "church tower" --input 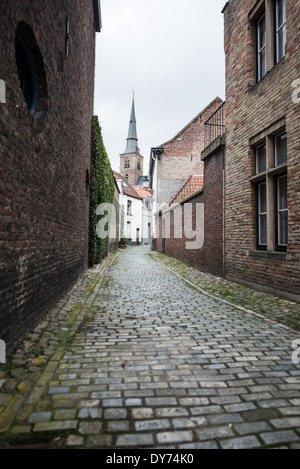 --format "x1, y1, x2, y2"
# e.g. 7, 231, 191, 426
120, 96, 143, 186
